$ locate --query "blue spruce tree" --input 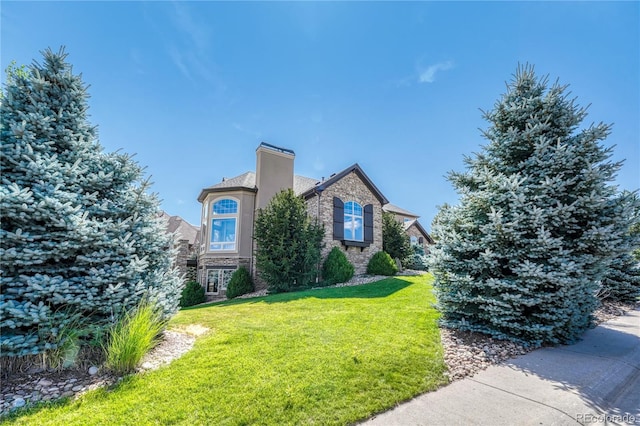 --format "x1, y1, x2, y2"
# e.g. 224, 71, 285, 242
0, 48, 182, 357
601, 192, 640, 301
430, 65, 636, 346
